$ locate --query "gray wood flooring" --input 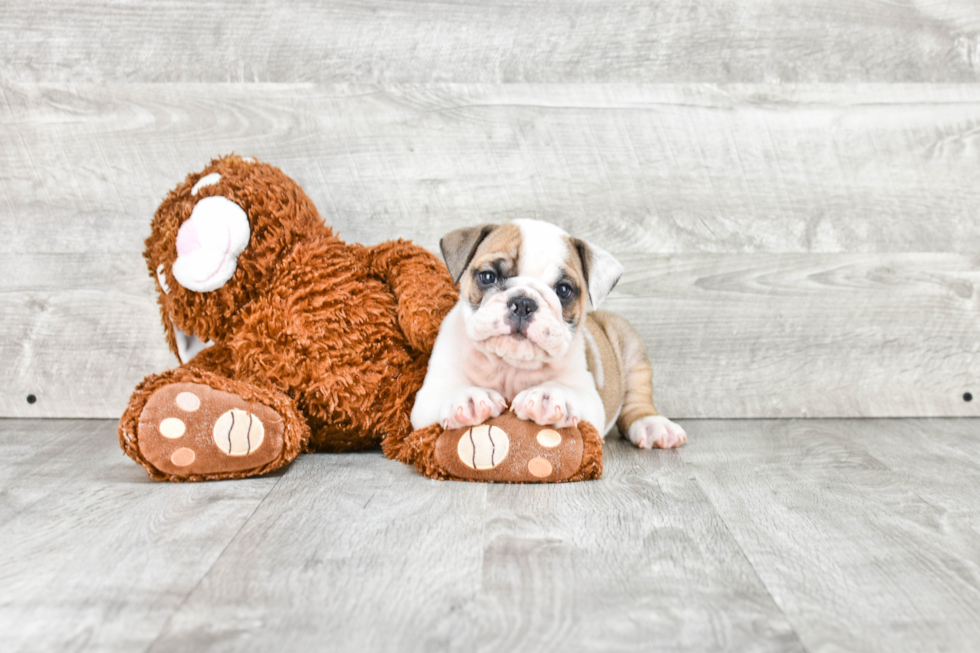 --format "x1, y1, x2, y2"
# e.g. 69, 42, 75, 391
2, 417, 978, 652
